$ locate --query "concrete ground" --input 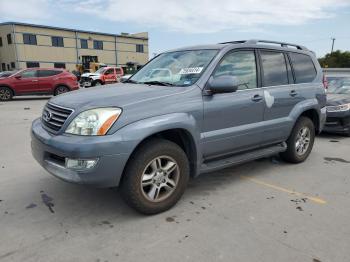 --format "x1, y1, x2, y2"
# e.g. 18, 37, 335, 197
0, 96, 350, 262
